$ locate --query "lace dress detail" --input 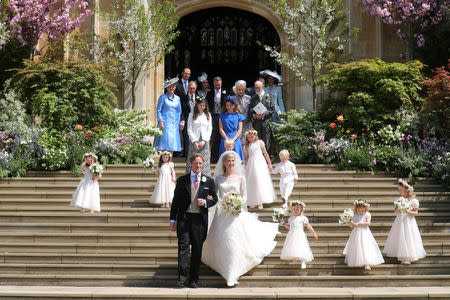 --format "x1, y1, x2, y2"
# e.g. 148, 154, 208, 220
201, 174, 278, 286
